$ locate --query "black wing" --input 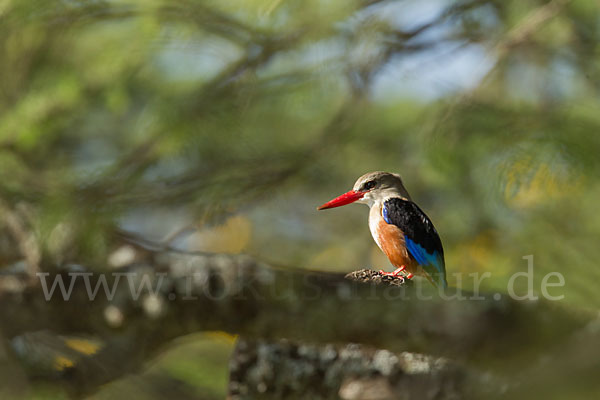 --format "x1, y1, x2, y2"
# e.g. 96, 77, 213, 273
382, 198, 447, 287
